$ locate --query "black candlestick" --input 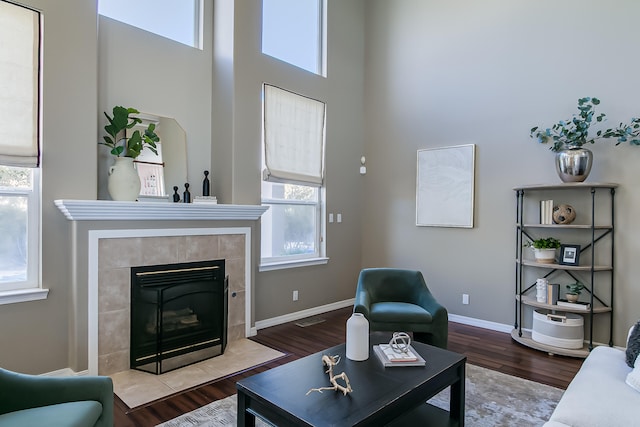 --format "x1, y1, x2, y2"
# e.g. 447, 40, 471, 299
183, 183, 191, 203
203, 170, 210, 196
172, 186, 180, 203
